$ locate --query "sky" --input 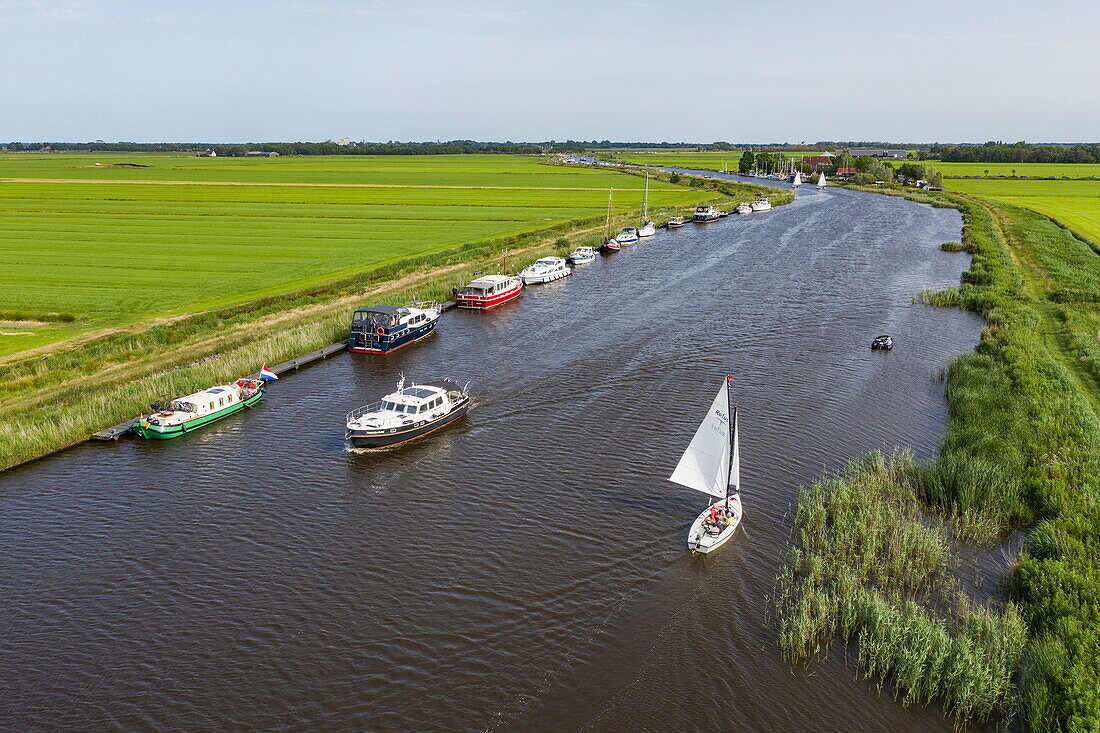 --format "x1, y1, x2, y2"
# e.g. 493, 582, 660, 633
1, 0, 1098, 144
